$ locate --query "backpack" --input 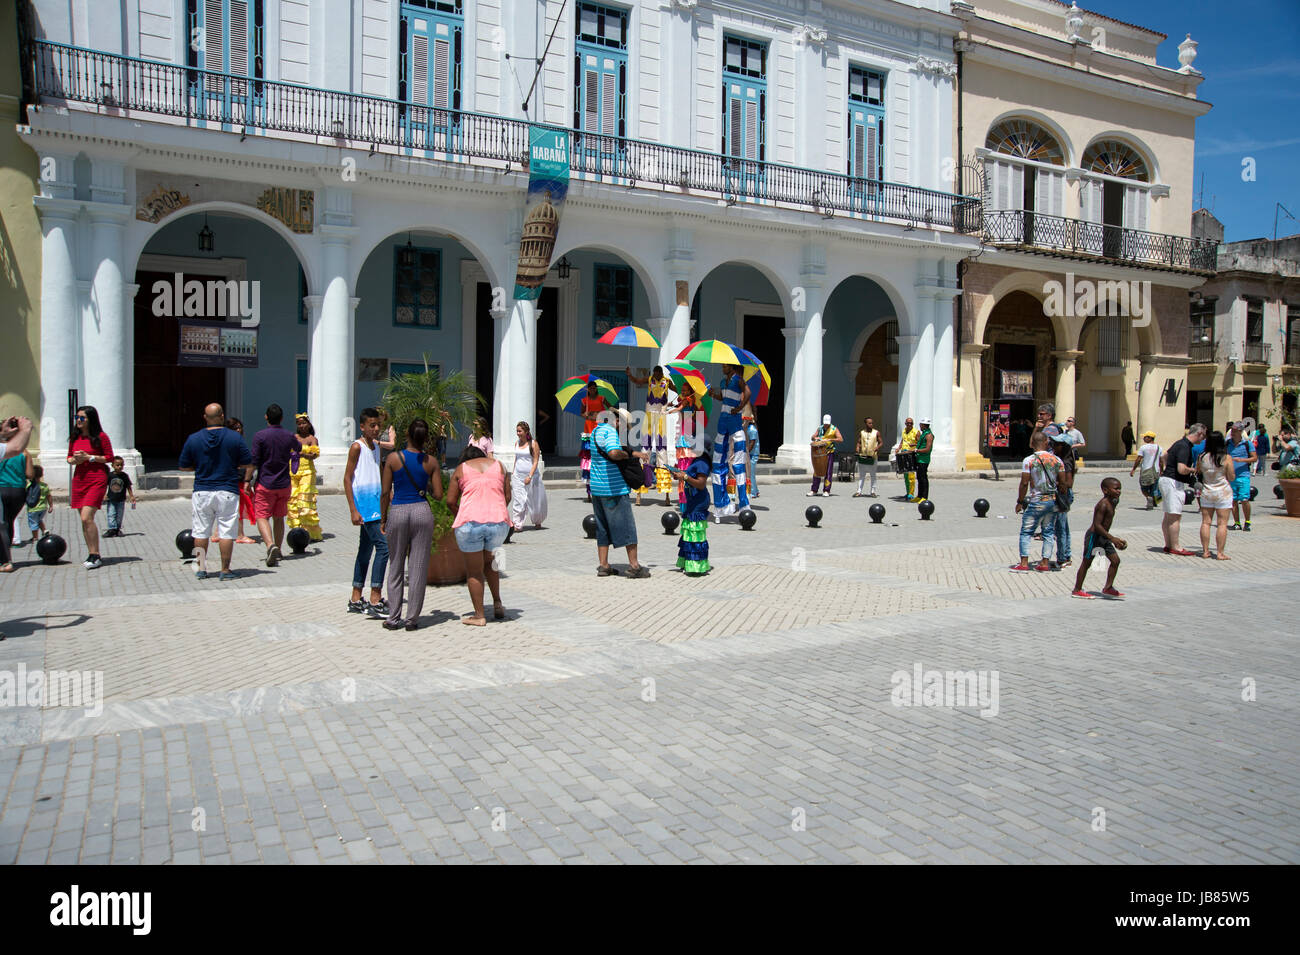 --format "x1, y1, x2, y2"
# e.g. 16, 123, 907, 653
26, 482, 41, 509
594, 435, 646, 490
